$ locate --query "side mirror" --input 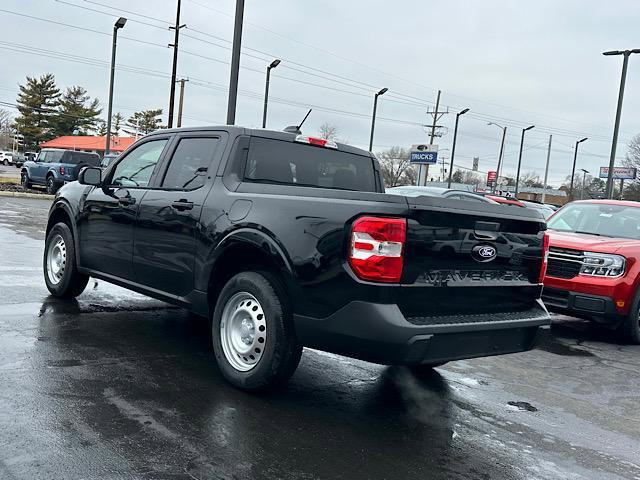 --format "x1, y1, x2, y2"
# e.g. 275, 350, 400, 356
78, 166, 102, 186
